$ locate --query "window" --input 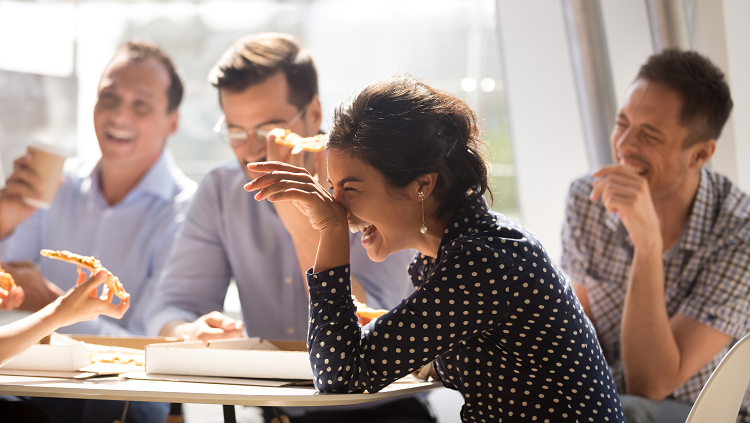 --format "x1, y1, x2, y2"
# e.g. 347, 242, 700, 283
0, 0, 519, 220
